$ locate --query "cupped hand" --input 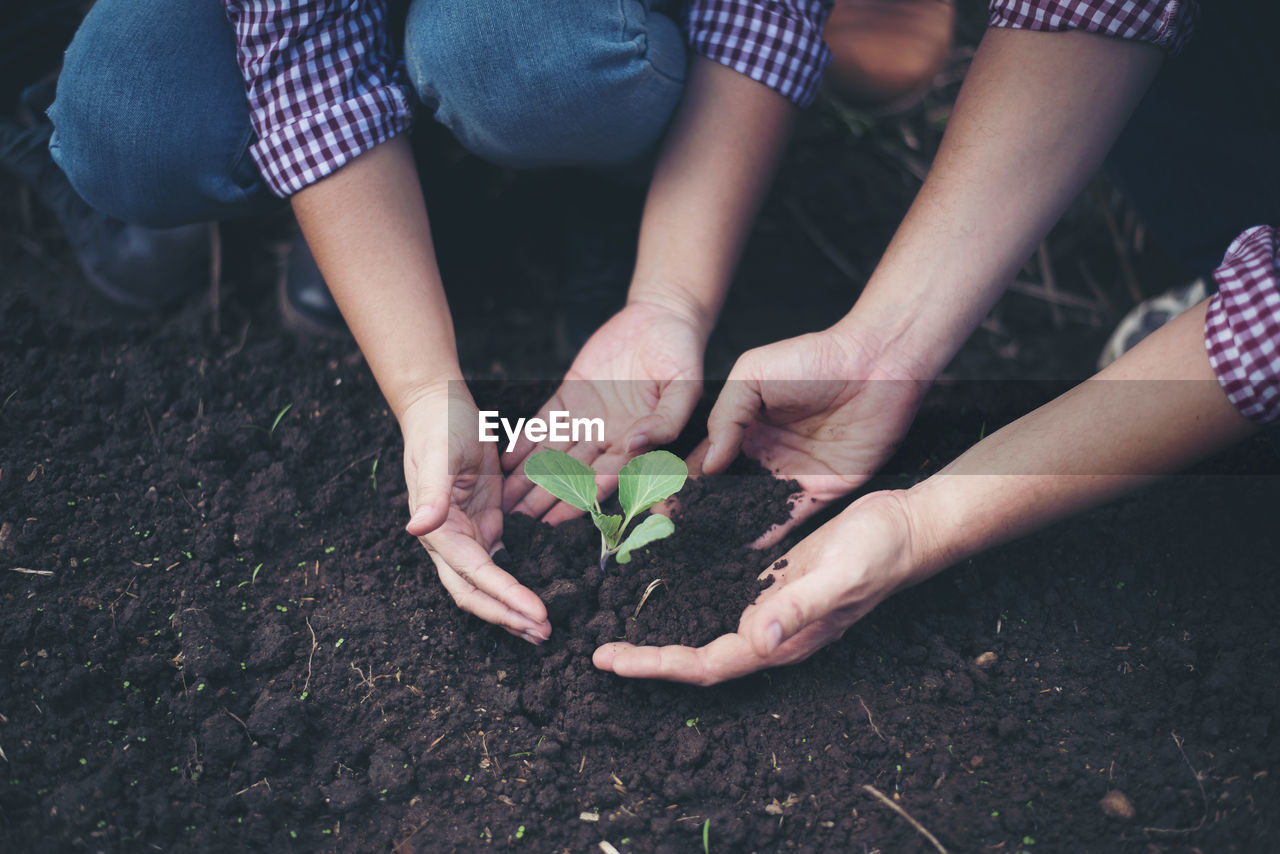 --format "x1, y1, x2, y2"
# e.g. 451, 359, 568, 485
700, 327, 929, 547
401, 384, 551, 643
502, 300, 705, 524
593, 490, 931, 685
